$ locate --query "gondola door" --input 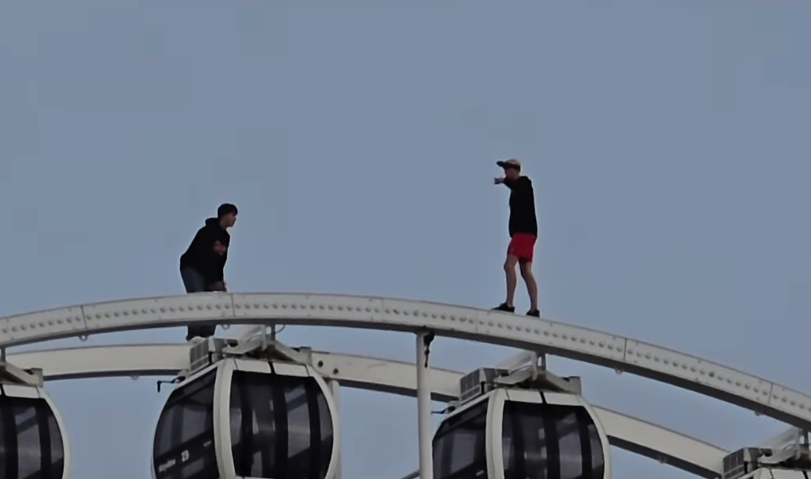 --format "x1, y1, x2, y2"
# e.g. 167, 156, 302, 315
215, 358, 339, 479
0, 384, 69, 479
498, 390, 610, 479
152, 363, 222, 479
